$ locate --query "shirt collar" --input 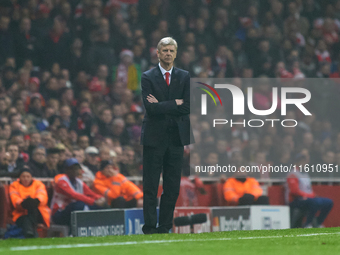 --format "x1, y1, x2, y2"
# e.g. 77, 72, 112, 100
158, 63, 173, 76
9, 162, 16, 167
